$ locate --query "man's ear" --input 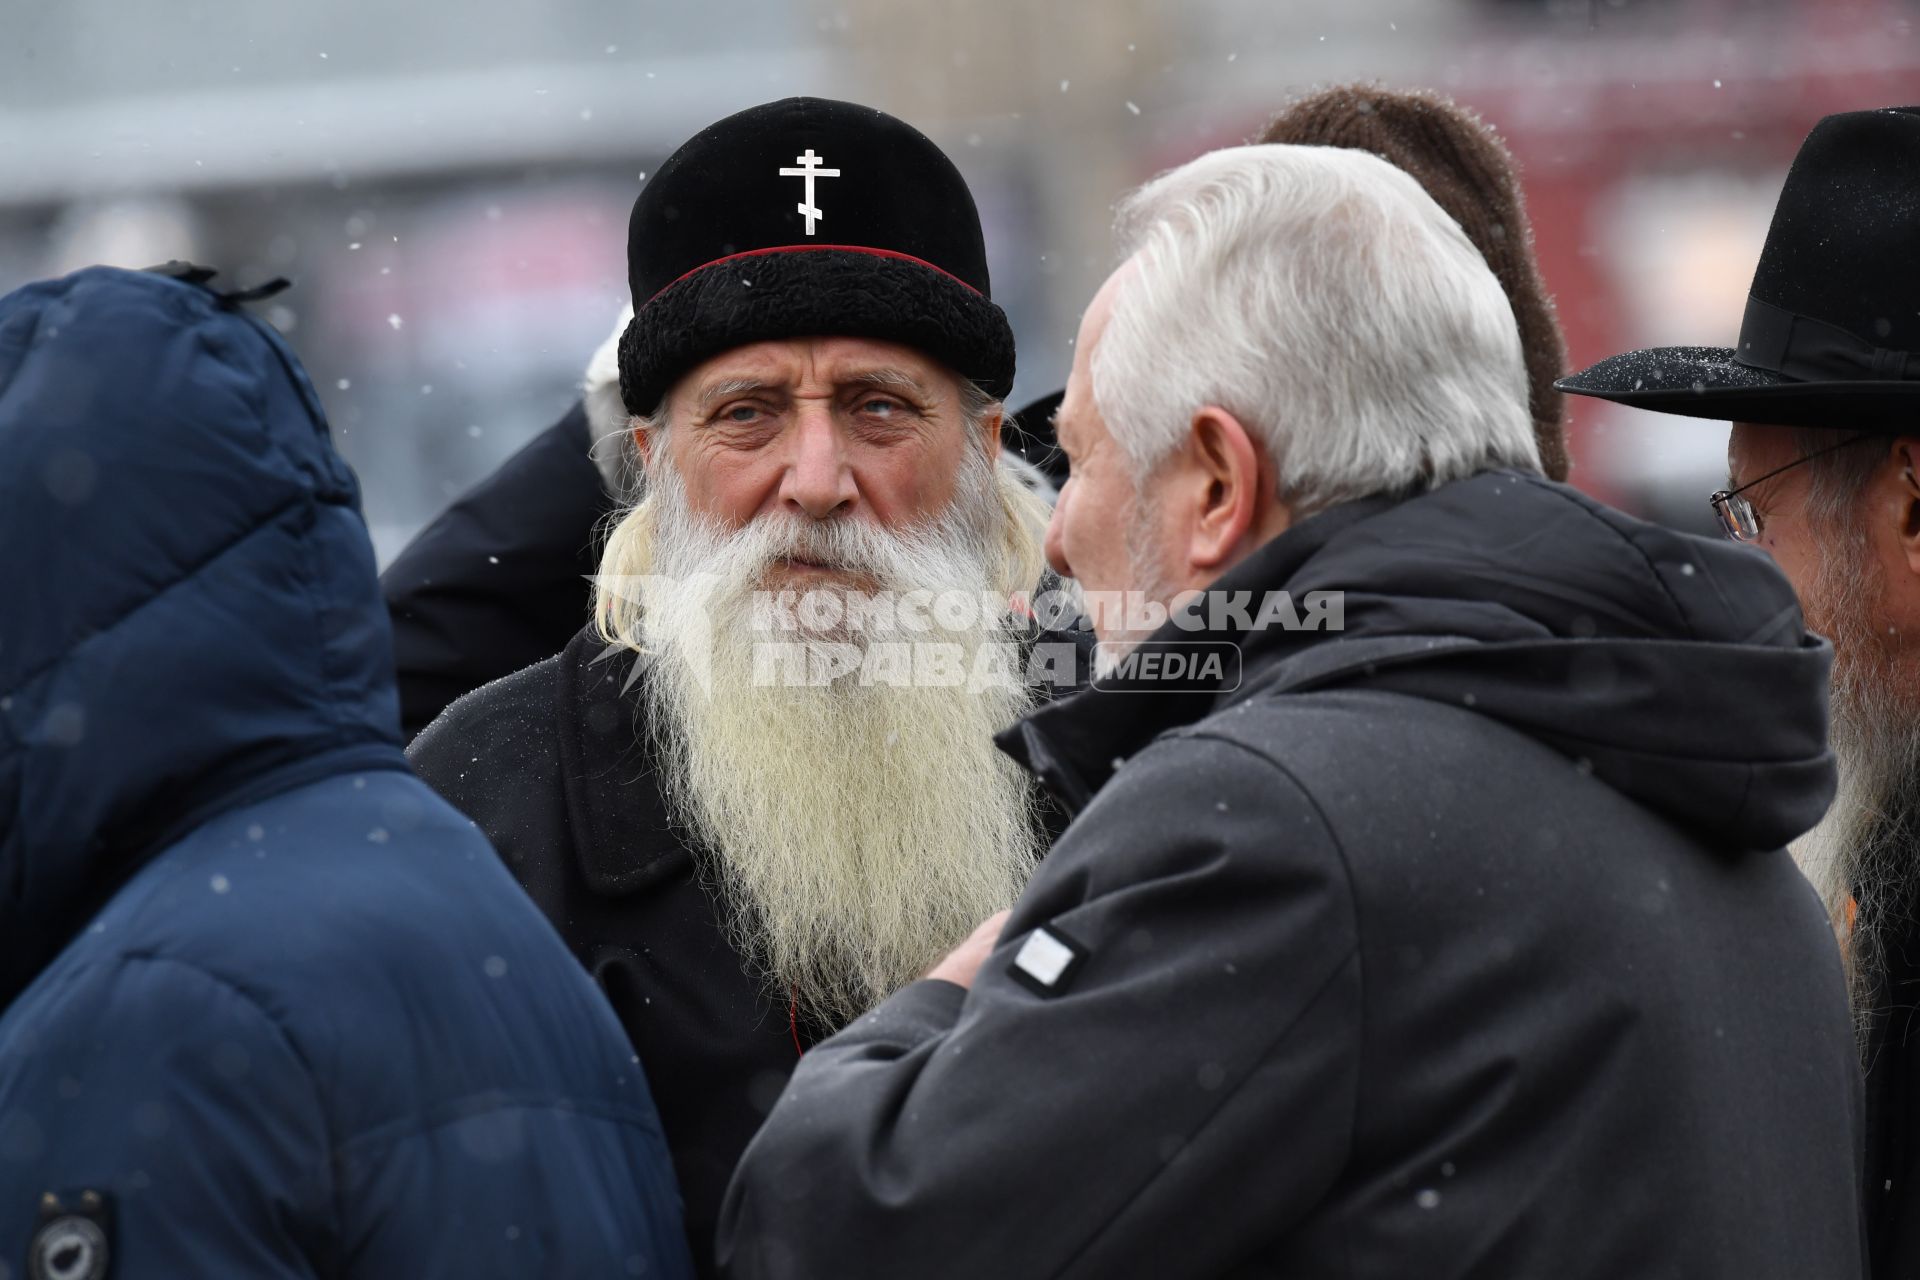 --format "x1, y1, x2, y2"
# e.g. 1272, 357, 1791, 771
1893, 438, 1920, 578
1184, 406, 1268, 571
981, 407, 1003, 466
631, 417, 653, 467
